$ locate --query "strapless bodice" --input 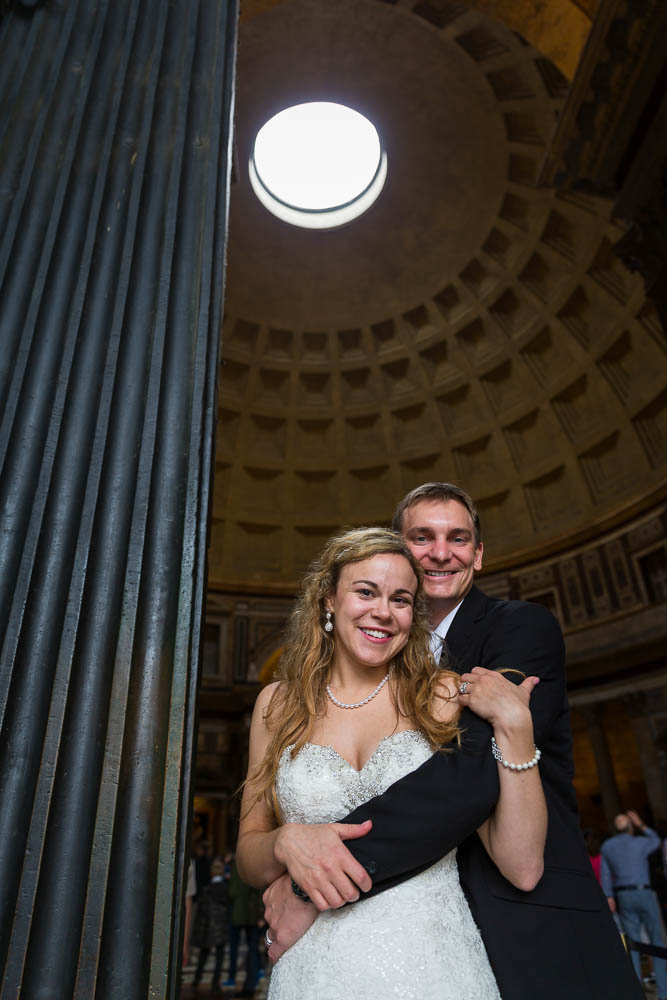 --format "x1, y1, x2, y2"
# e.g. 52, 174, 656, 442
276, 729, 435, 824
268, 729, 501, 1000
